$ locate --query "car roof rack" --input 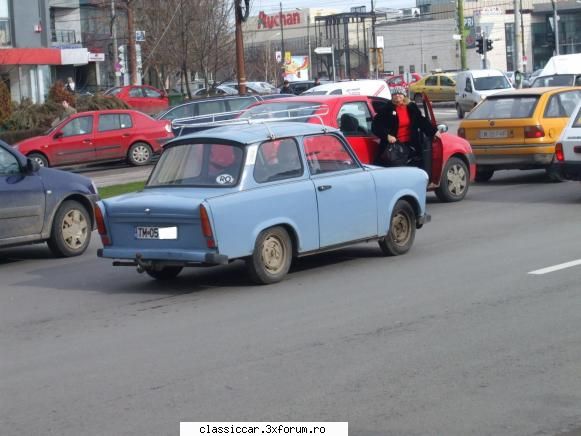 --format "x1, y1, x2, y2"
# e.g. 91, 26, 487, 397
171, 104, 331, 139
